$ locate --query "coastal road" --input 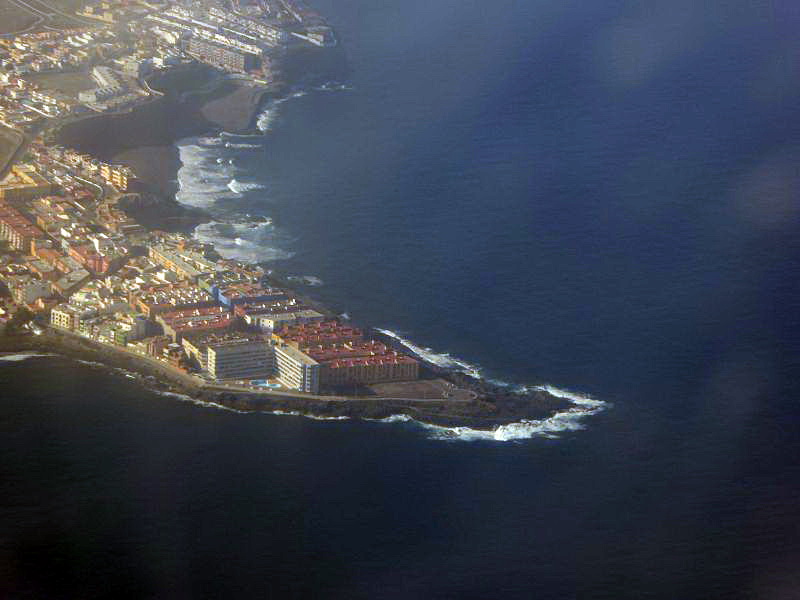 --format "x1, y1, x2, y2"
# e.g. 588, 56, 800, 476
0, 0, 101, 37
31, 0, 134, 27
0, 119, 48, 180
46, 325, 478, 404
0, 125, 24, 179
